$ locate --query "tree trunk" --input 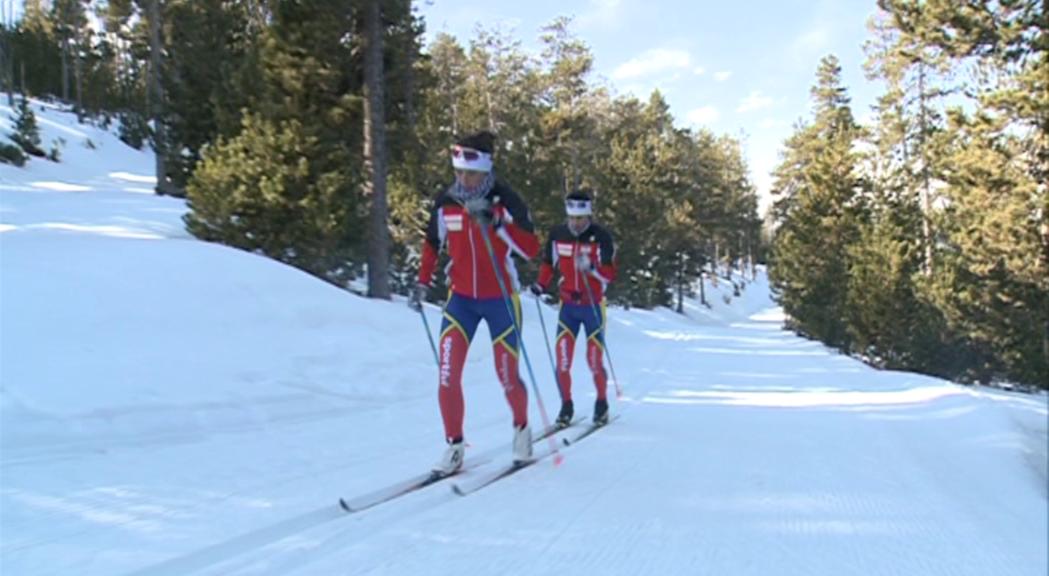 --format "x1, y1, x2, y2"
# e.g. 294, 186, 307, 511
712, 241, 719, 287
675, 254, 684, 313
747, 229, 755, 279
917, 62, 934, 276
0, 0, 11, 106
61, 39, 70, 102
699, 270, 707, 307
147, 0, 176, 196
363, 0, 391, 299
73, 30, 83, 122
